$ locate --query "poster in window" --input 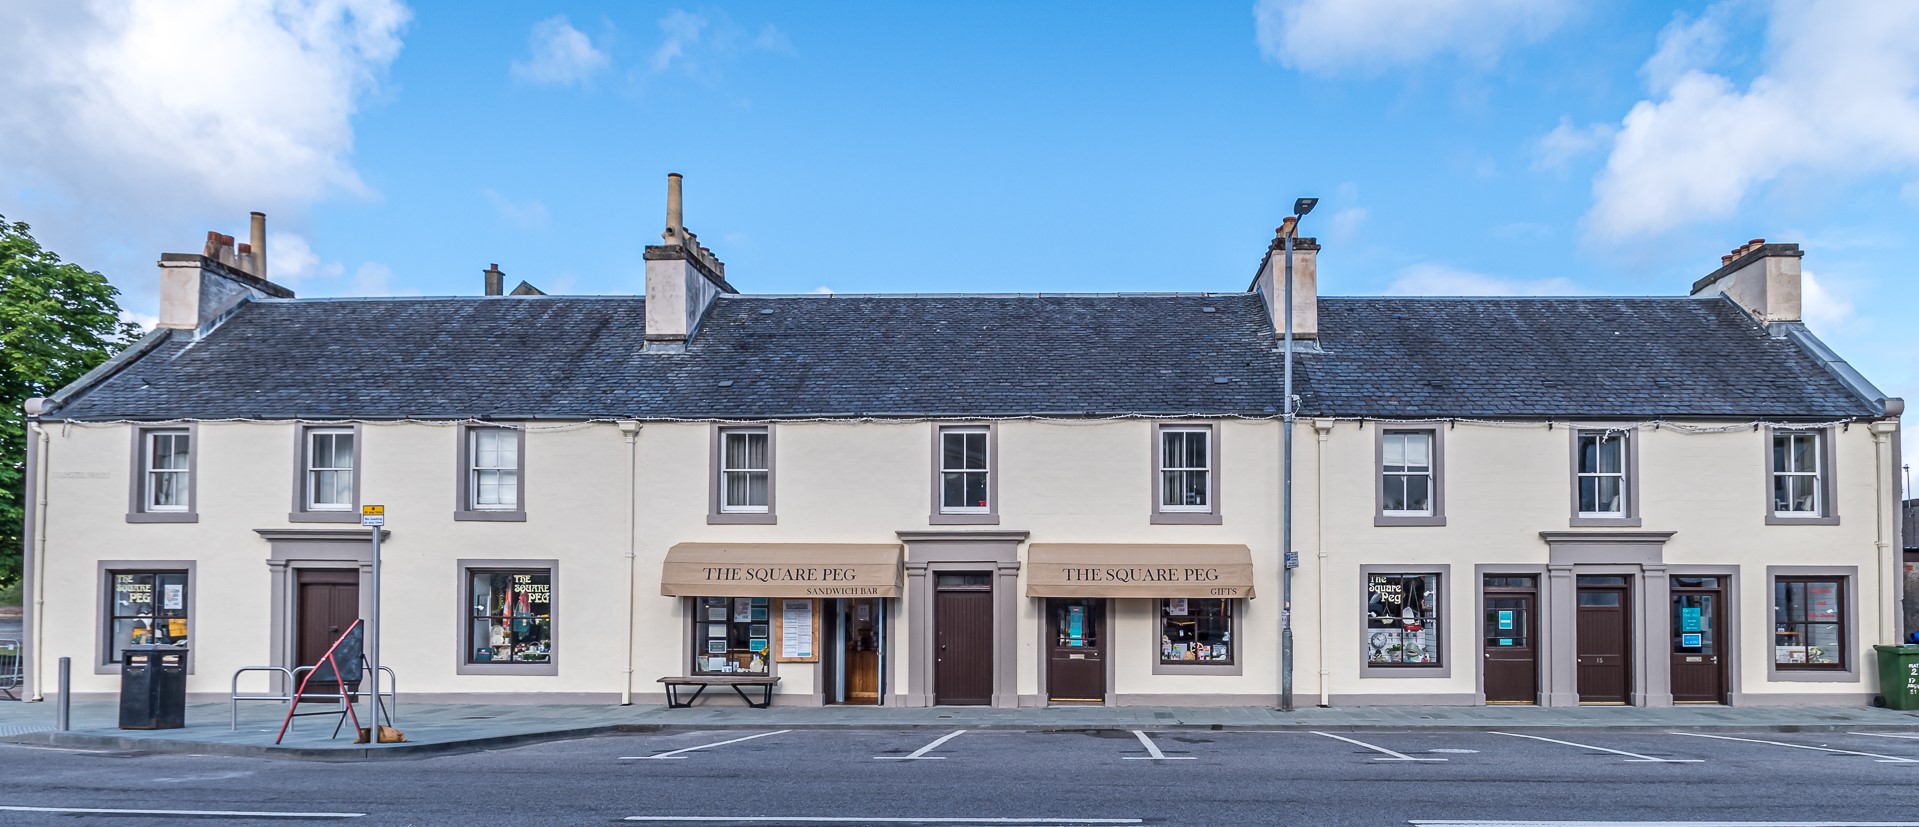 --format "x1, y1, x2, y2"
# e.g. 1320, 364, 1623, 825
163, 584, 184, 611
707, 624, 726, 638
776, 599, 819, 662
749, 624, 768, 639
707, 606, 727, 622
1681, 607, 1702, 632
751, 606, 768, 621
734, 598, 754, 623
1682, 633, 1703, 647
707, 639, 728, 654
1167, 598, 1188, 617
